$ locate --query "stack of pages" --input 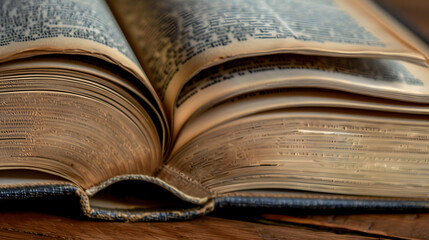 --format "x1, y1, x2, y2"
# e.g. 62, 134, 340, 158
1, 0, 429, 221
